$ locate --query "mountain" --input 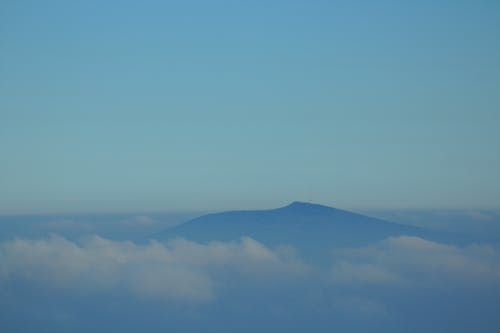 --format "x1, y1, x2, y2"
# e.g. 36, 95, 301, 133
154, 202, 460, 262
